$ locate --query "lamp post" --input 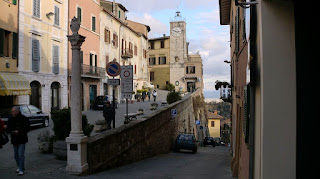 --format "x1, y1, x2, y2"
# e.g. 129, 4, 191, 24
66, 17, 88, 174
